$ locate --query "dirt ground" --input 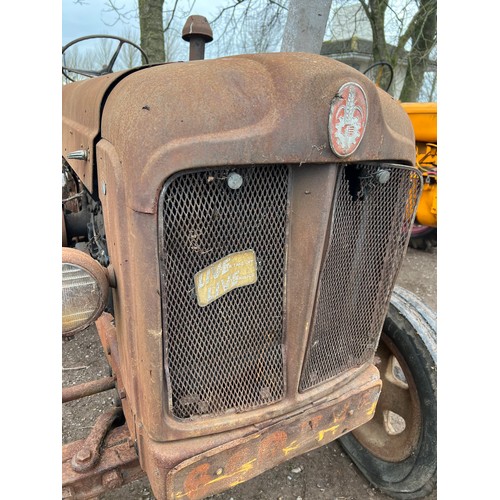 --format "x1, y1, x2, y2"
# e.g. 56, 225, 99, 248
62, 245, 437, 500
